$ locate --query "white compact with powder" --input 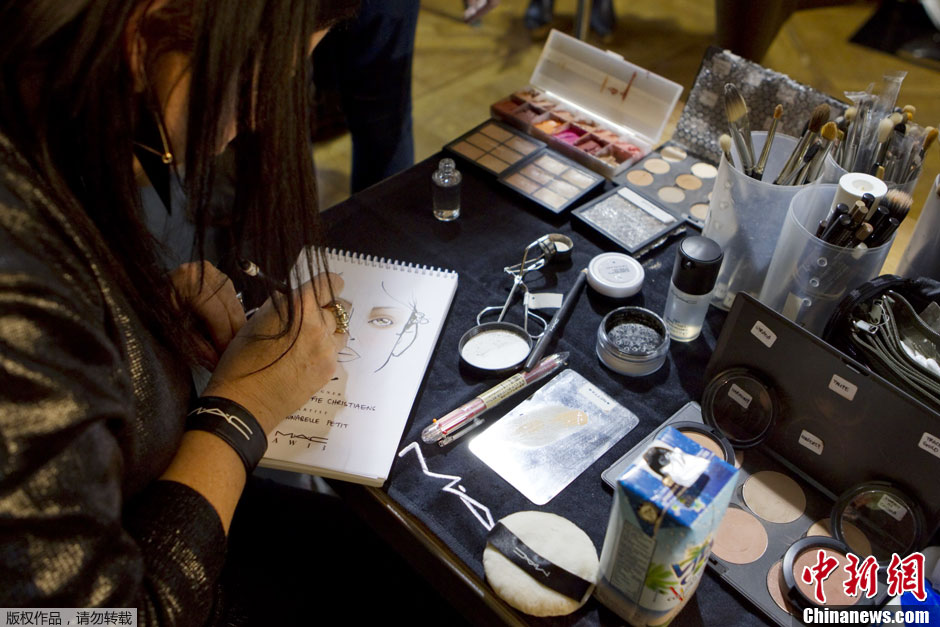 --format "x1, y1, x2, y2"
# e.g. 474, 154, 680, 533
587, 252, 644, 299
